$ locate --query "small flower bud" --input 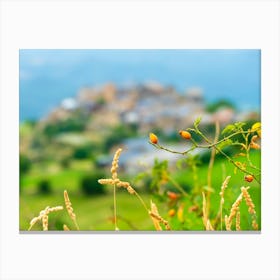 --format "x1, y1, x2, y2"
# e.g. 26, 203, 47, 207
167, 191, 180, 200
149, 133, 158, 144
244, 175, 254, 183
168, 209, 176, 217
179, 130, 192, 140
